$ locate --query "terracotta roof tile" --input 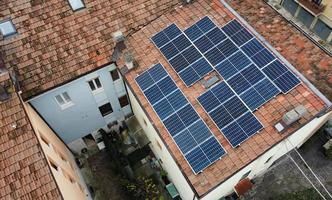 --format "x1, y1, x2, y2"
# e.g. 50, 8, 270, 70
0, 71, 61, 199
121, 0, 328, 196
0, 0, 181, 100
